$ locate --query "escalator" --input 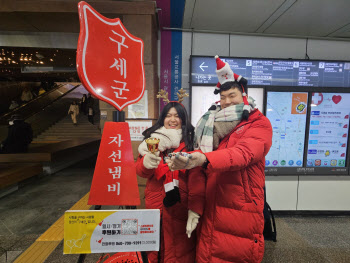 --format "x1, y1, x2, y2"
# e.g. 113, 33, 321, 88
0, 83, 80, 125
0, 83, 83, 140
